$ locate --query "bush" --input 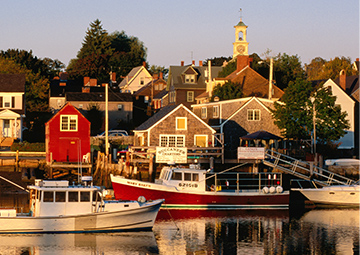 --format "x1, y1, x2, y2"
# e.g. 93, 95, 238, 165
10, 141, 45, 152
